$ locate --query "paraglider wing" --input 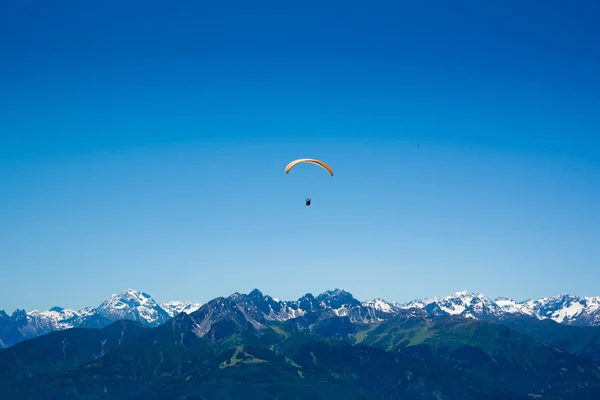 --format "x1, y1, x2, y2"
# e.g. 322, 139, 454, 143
285, 158, 334, 176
